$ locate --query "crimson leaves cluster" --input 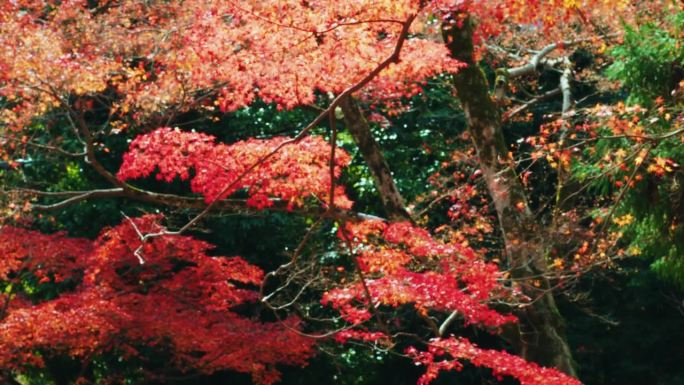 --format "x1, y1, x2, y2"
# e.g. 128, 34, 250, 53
0, 216, 314, 385
117, 128, 352, 209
